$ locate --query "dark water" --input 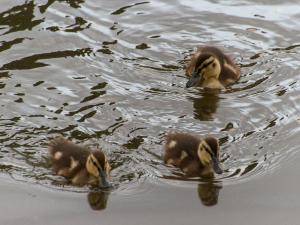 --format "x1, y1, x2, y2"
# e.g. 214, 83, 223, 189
0, 0, 300, 223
